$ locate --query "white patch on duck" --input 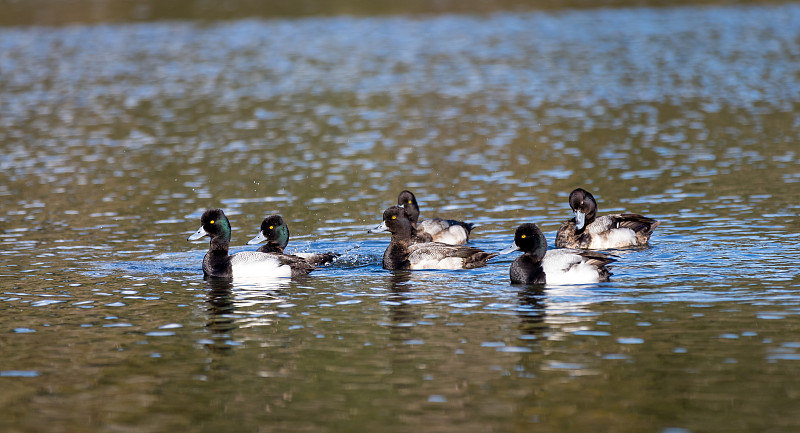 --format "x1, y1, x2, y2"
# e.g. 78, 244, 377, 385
409, 256, 465, 270
419, 220, 470, 245
541, 249, 604, 285
230, 252, 293, 279
584, 216, 638, 249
